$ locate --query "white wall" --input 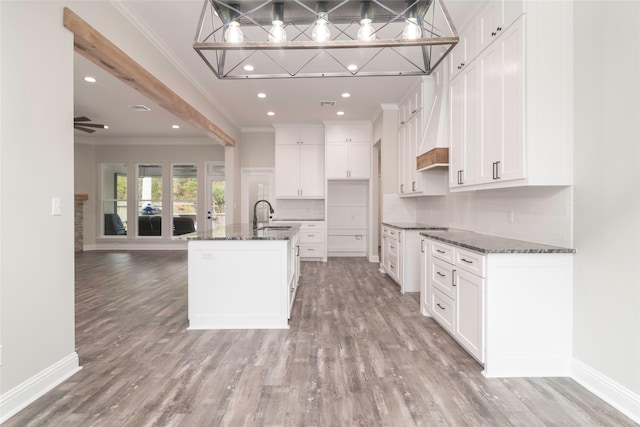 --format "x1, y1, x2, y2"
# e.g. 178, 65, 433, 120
1, 0, 77, 403
240, 129, 275, 168
572, 0, 640, 397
